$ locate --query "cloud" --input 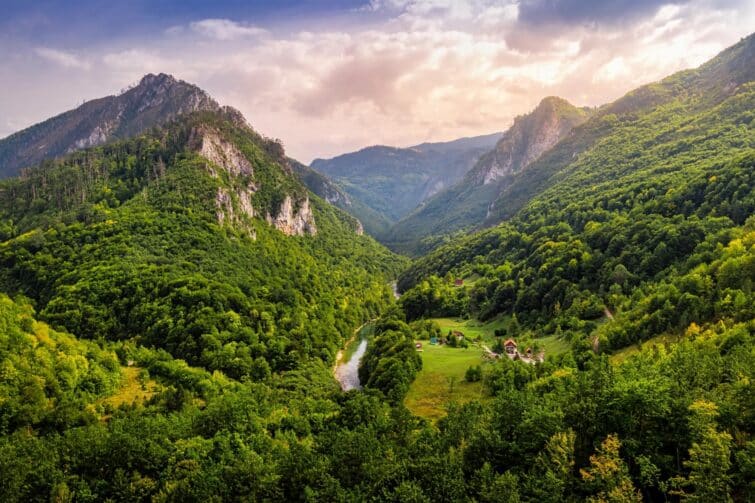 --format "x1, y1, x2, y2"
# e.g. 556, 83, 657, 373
4, 0, 754, 163
34, 47, 91, 70
189, 18, 267, 40
517, 0, 690, 26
